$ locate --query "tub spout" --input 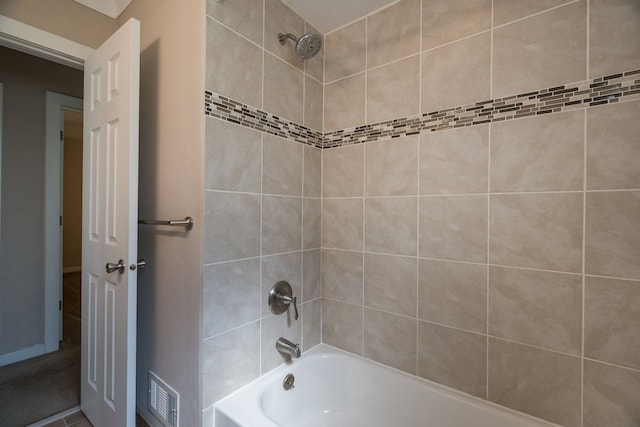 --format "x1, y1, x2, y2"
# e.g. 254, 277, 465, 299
276, 337, 301, 358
